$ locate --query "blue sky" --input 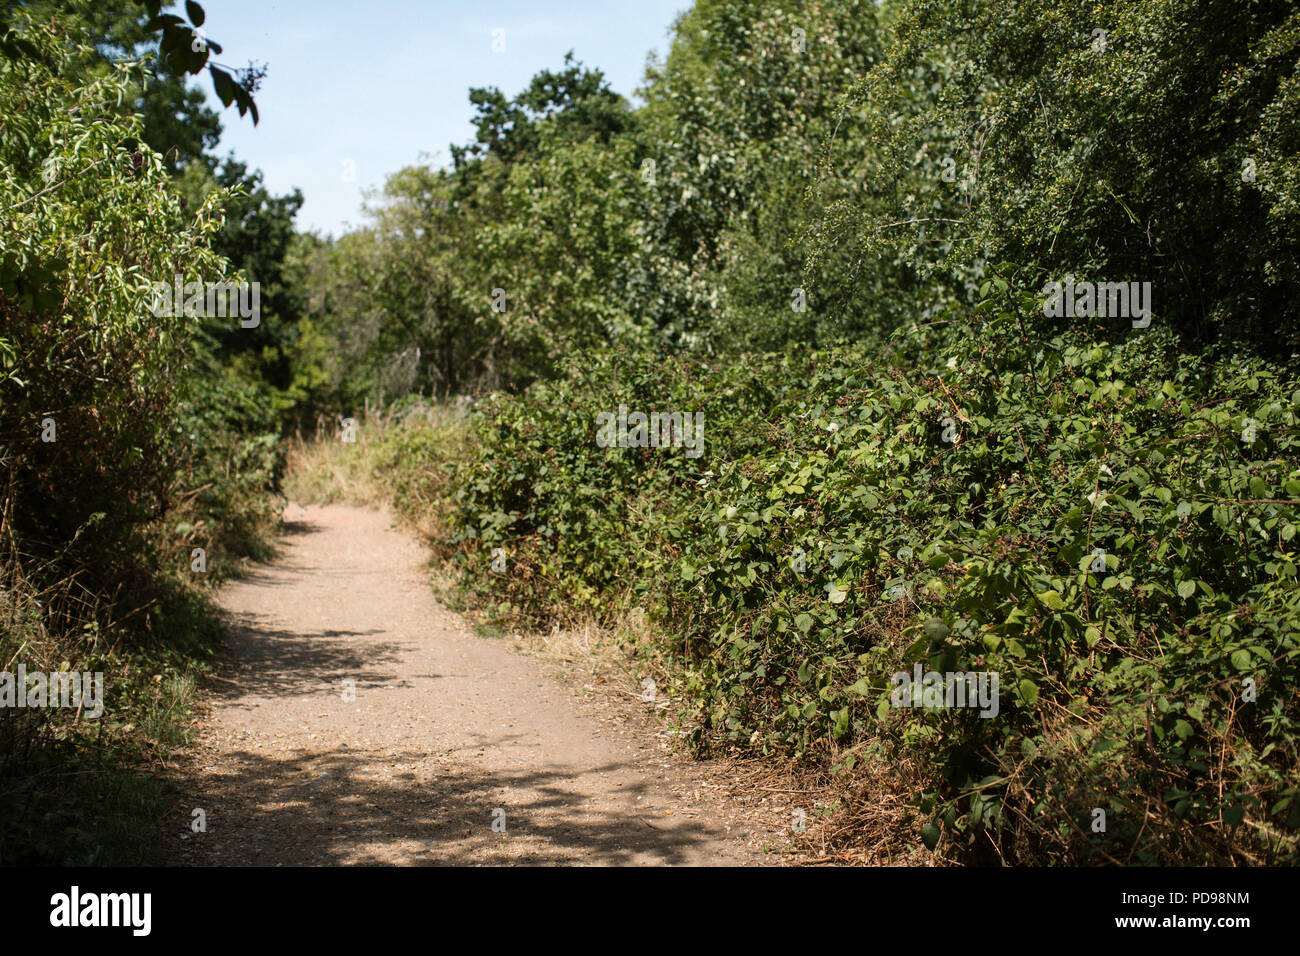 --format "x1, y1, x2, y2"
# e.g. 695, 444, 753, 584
197, 1, 691, 237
